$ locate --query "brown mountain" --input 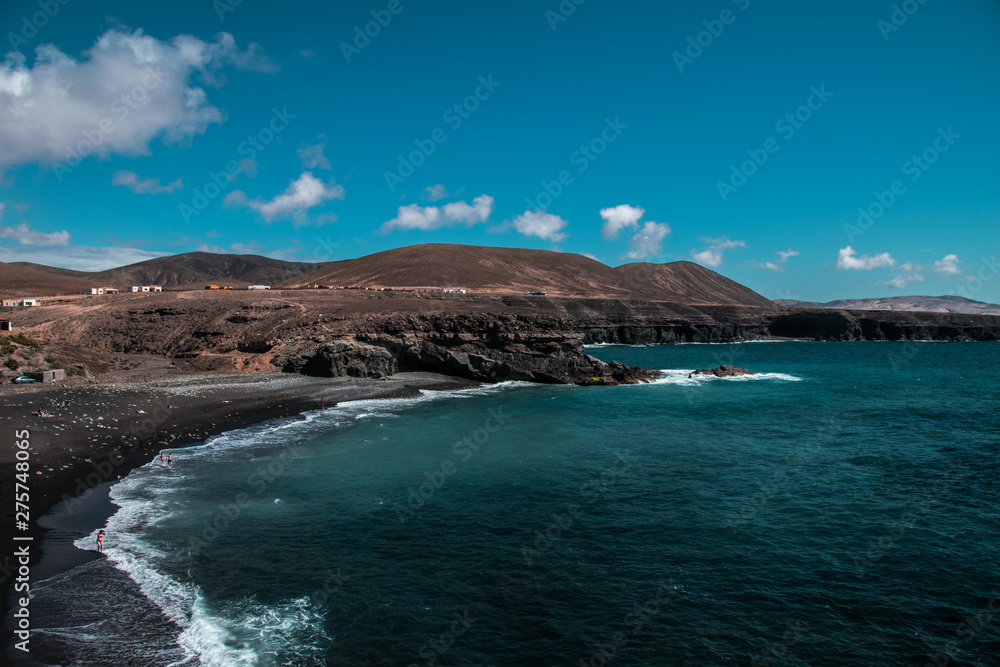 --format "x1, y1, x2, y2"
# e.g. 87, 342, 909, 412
282, 244, 774, 306
0, 253, 331, 296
